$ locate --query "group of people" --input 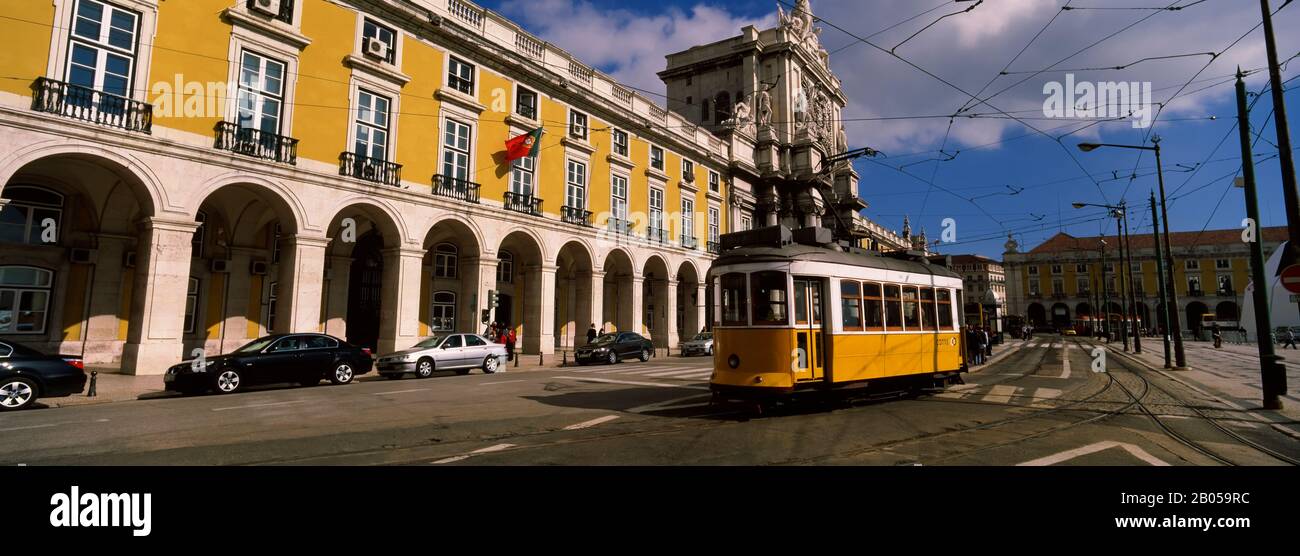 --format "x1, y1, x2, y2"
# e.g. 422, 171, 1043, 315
965, 325, 994, 366
483, 322, 517, 361
585, 324, 606, 344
